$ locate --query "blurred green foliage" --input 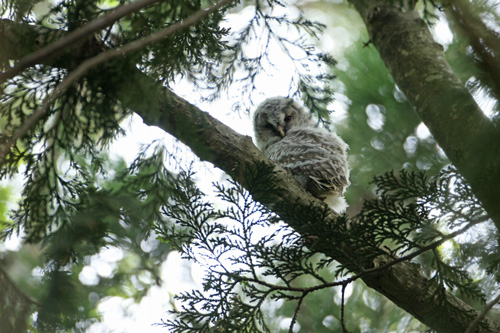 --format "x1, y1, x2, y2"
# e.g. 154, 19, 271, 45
0, 185, 12, 230
337, 43, 448, 212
